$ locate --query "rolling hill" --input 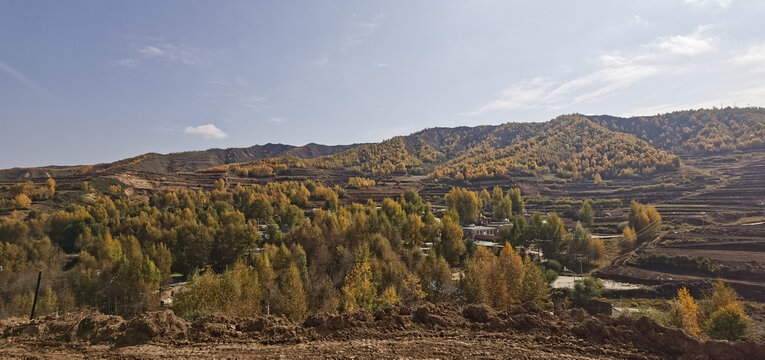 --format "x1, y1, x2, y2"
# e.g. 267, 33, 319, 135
1, 107, 763, 184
